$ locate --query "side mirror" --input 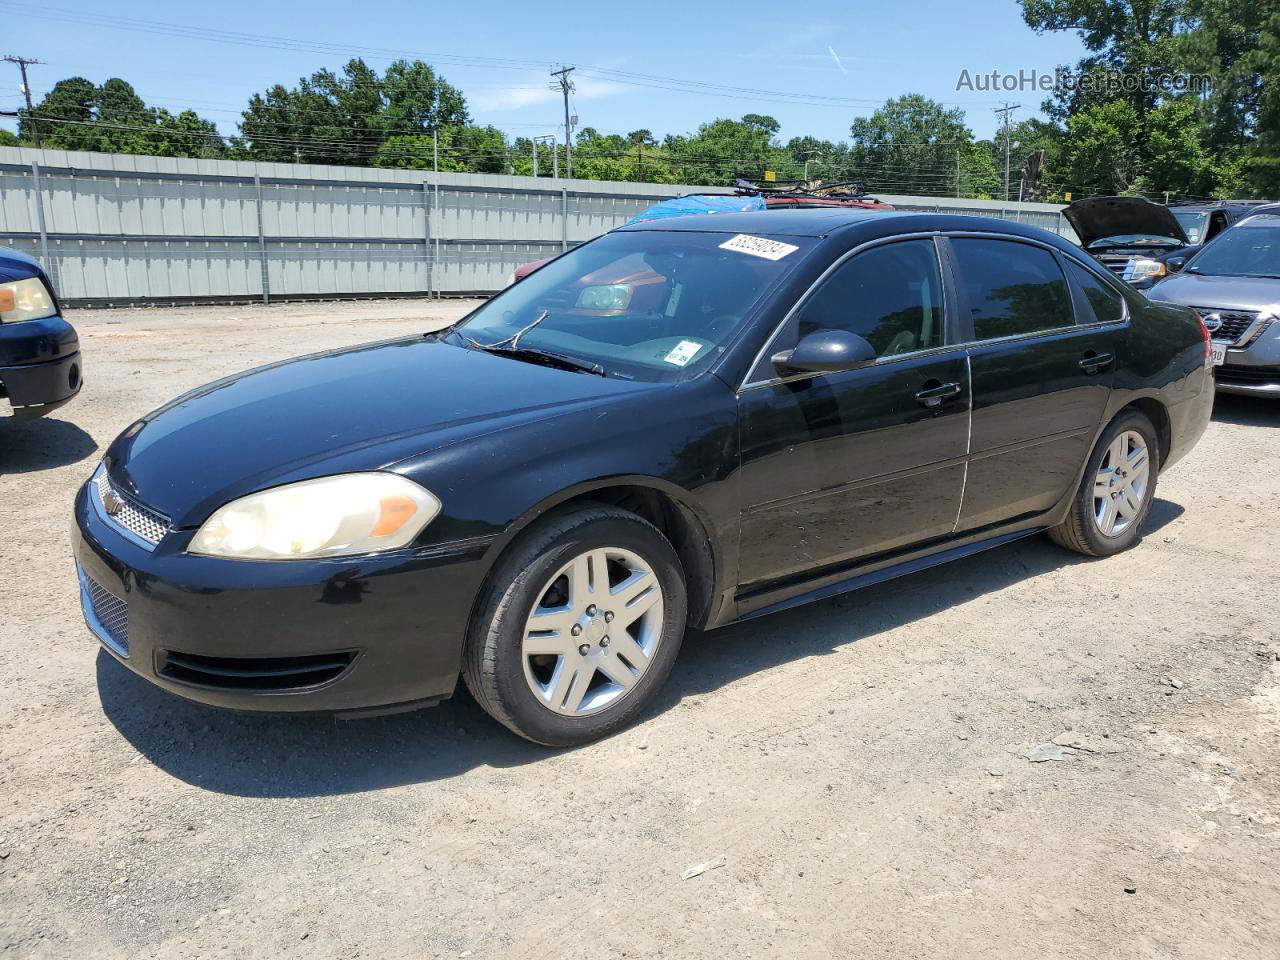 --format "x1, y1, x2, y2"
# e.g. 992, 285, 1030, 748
1166, 256, 1187, 273
772, 329, 877, 374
